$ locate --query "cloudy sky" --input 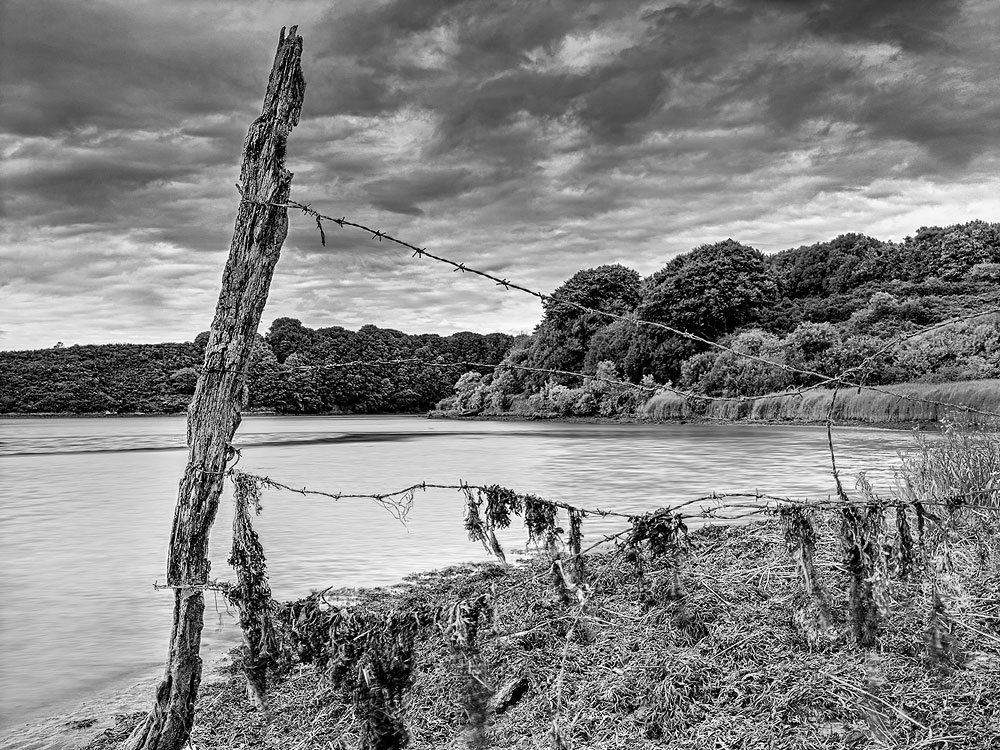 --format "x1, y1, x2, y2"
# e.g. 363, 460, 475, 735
2, 0, 998, 350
